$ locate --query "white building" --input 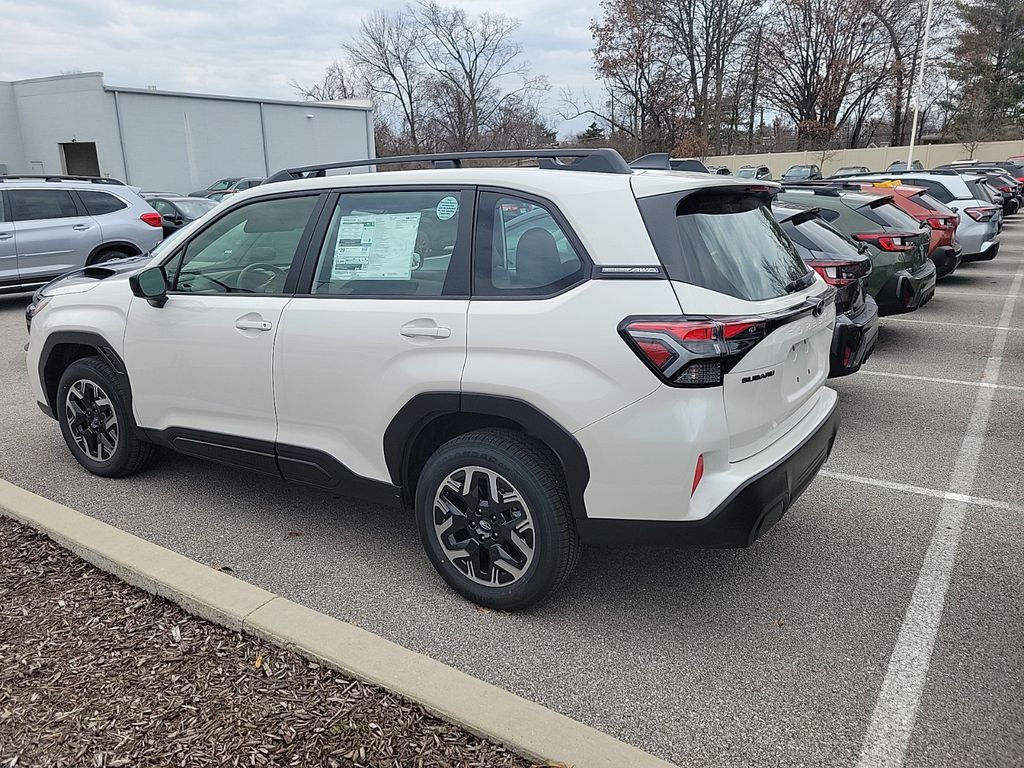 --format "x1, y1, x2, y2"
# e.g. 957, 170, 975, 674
0, 72, 375, 192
